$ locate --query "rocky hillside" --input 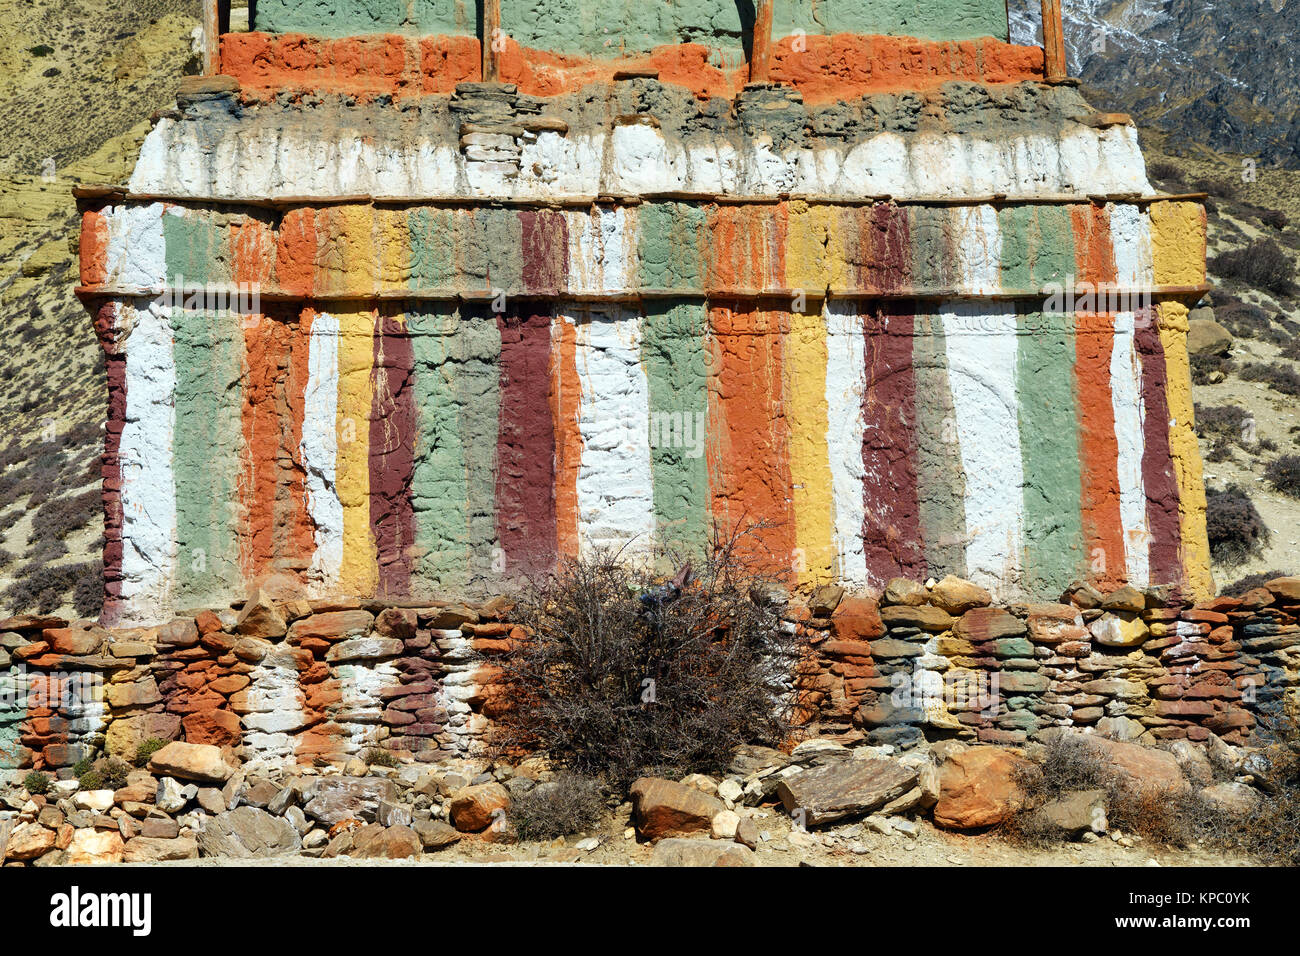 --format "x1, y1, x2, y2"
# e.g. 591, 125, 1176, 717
0, 0, 200, 618
1010, 0, 1299, 168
